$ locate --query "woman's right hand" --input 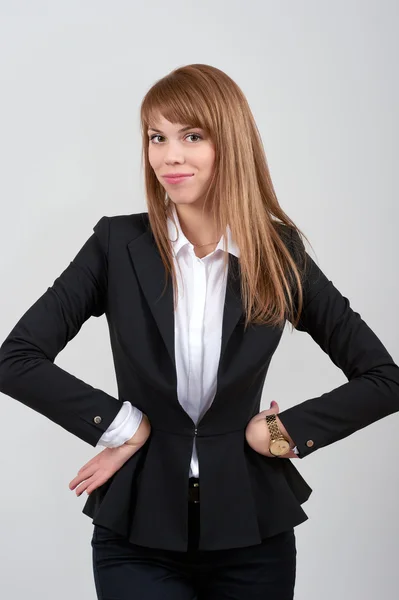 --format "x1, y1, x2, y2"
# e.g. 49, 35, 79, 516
69, 413, 151, 497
